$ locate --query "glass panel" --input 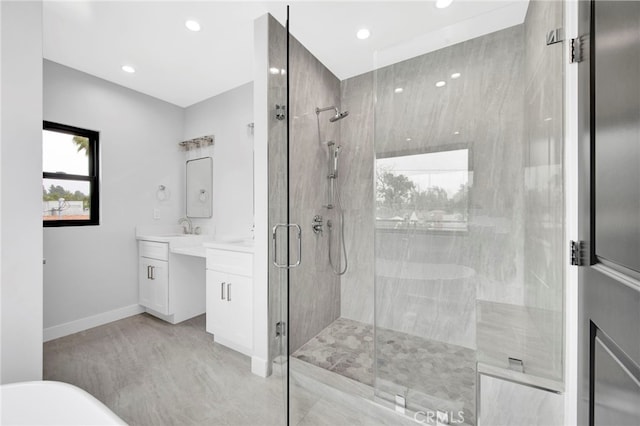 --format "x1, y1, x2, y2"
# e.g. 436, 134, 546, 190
43, 129, 90, 175
264, 10, 290, 424
372, 1, 565, 423
374, 57, 477, 422
284, 2, 564, 425
42, 178, 91, 221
